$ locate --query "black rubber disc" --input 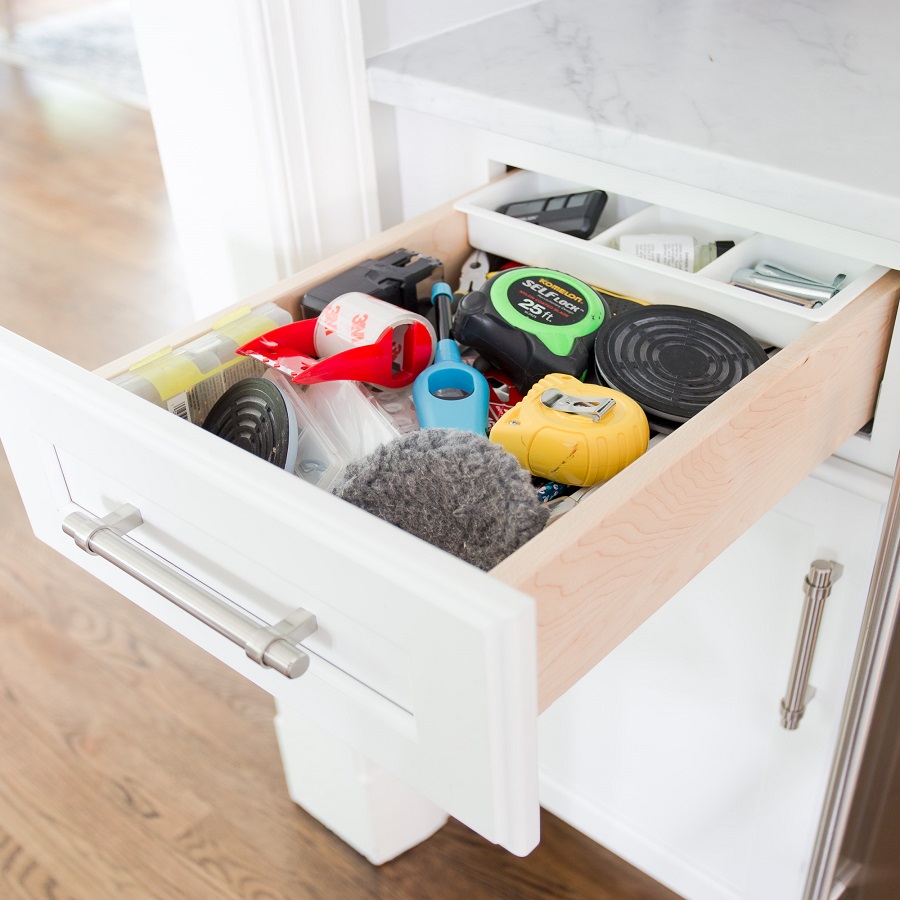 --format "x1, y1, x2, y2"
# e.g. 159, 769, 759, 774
593, 305, 768, 424
202, 377, 297, 470
600, 292, 647, 319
